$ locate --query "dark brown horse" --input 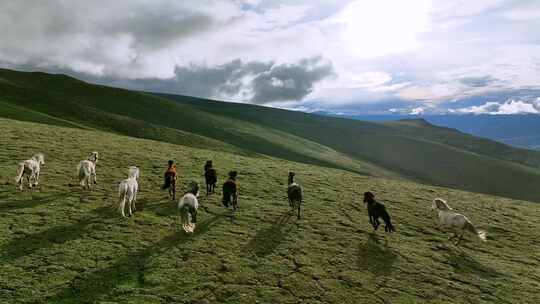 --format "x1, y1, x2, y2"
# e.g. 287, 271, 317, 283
222, 171, 238, 210
363, 192, 395, 233
287, 172, 303, 219
204, 161, 217, 195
